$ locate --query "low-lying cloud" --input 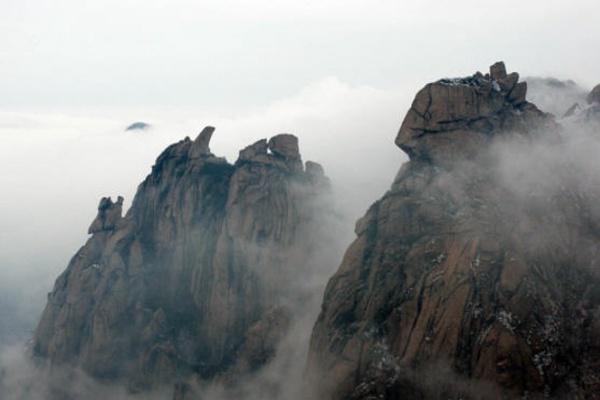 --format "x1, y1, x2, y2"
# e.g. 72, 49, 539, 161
0, 77, 408, 398
1, 73, 598, 399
